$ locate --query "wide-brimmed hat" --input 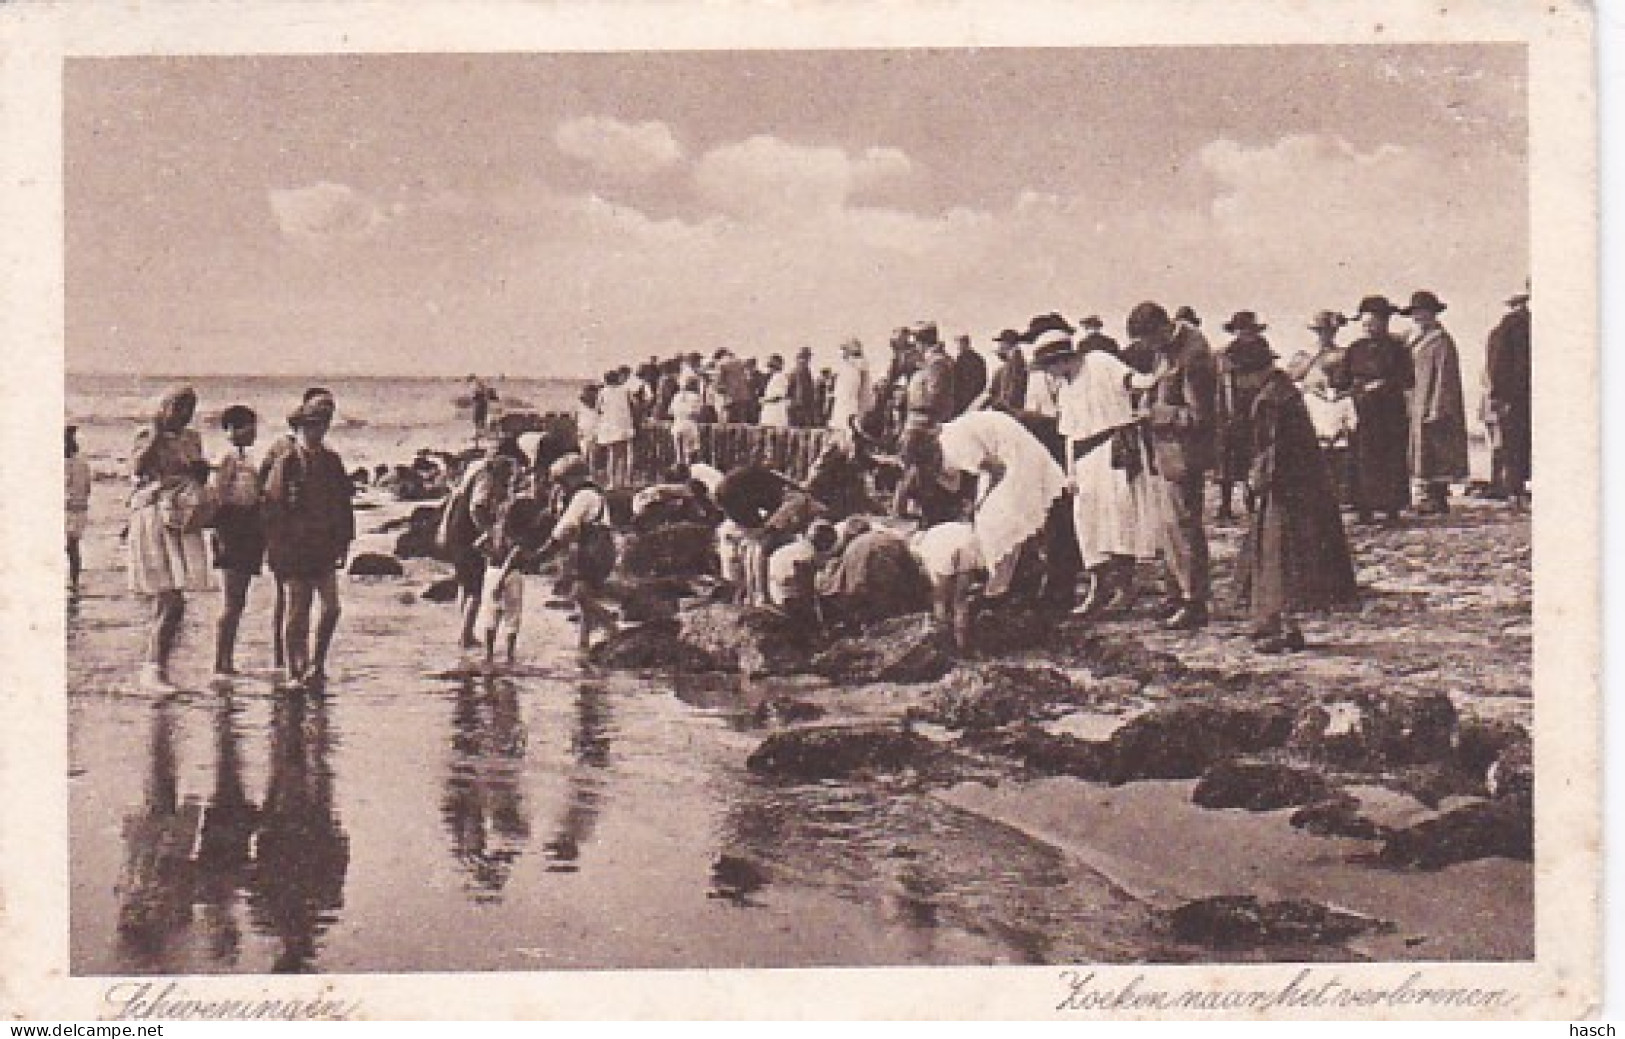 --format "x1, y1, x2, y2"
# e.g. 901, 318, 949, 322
796, 346, 813, 358
839, 338, 863, 356
1399, 290, 1447, 316
287, 400, 333, 429
1506, 292, 1531, 307
1126, 302, 1173, 340
911, 321, 940, 345
1031, 333, 1078, 369
1353, 295, 1399, 318
992, 328, 1023, 347
1025, 311, 1075, 342
549, 452, 590, 482
1175, 306, 1201, 326
1080, 314, 1104, 331
1308, 310, 1348, 333
1223, 310, 1268, 334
